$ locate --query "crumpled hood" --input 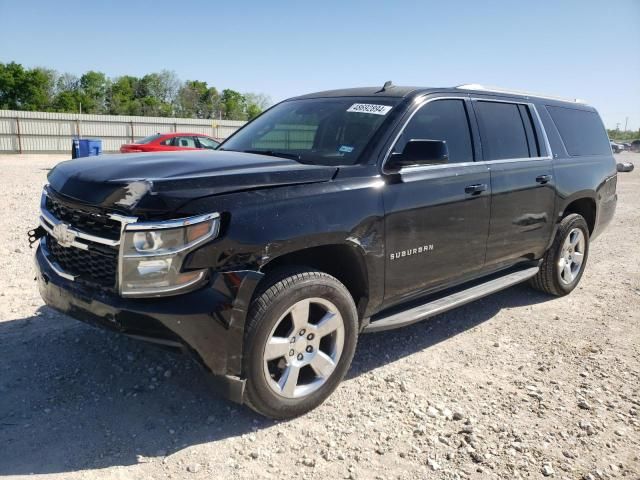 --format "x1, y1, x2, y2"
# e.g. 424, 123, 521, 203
47, 150, 338, 214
